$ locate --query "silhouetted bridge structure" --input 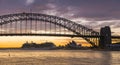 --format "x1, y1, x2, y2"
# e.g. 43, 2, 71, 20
0, 12, 120, 48
0, 33, 119, 38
